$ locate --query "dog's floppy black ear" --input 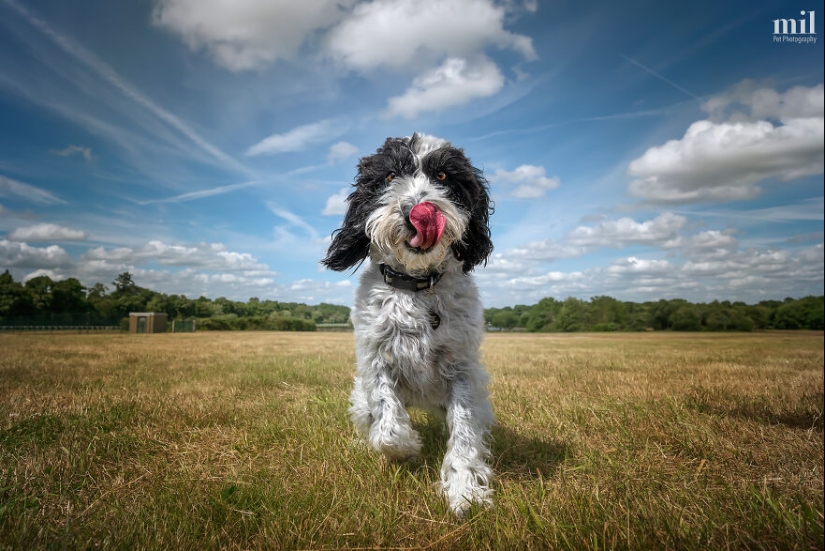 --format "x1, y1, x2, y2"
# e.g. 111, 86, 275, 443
453, 169, 494, 273
322, 186, 371, 272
